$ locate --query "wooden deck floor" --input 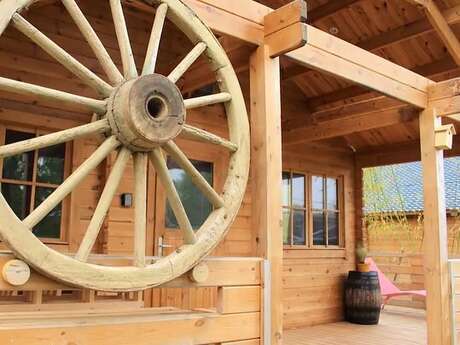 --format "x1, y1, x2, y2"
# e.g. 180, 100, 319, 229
284, 306, 426, 345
